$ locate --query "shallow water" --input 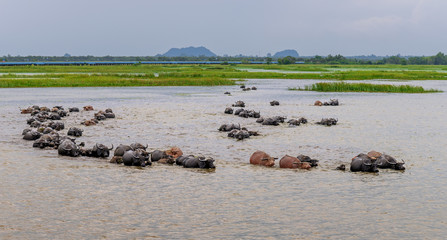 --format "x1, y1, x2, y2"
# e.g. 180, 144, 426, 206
1, 79, 447, 239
